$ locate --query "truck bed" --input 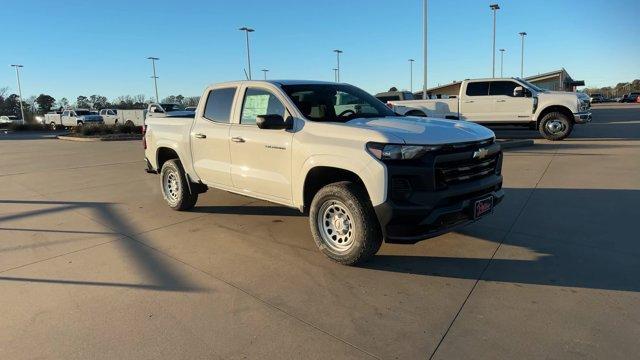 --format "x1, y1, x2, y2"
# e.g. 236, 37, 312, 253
390, 98, 459, 119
